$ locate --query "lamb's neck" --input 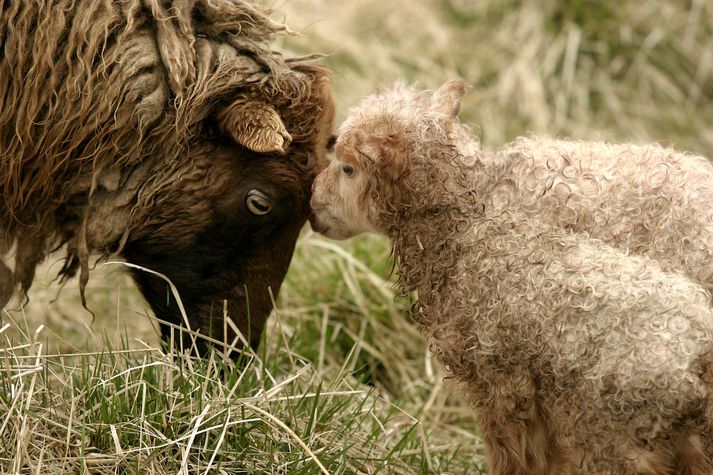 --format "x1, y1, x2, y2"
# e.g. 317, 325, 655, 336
449, 125, 508, 194
465, 152, 515, 198
385, 134, 509, 302
388, 206, 475, 306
